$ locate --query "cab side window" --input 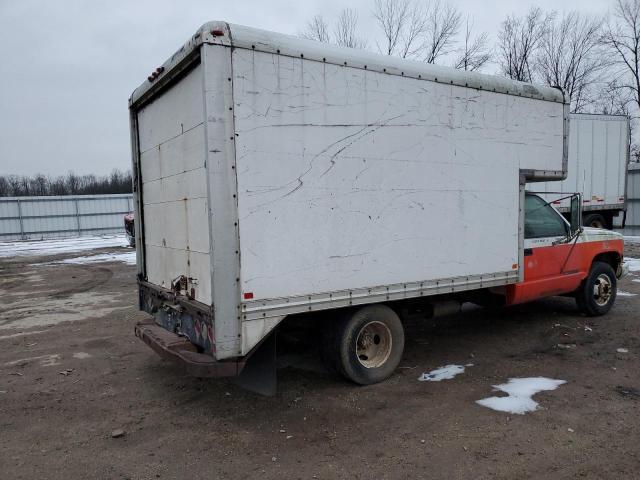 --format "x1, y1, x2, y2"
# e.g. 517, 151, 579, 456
524, 195, 568, 239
